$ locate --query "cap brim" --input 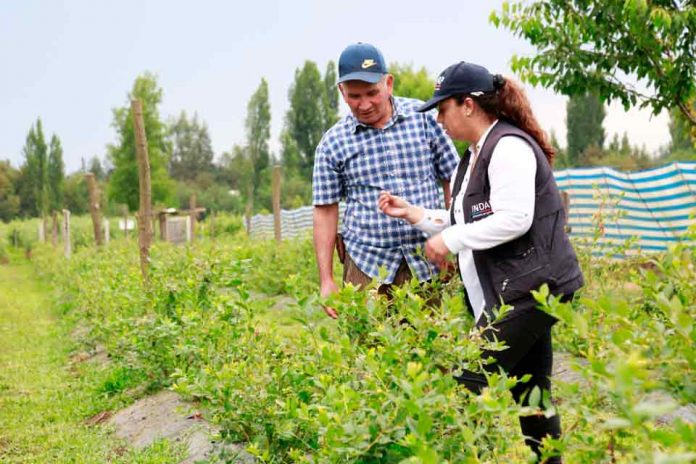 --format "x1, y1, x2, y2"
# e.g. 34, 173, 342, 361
337, 71, 385, 84
417, 94, 450, 112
